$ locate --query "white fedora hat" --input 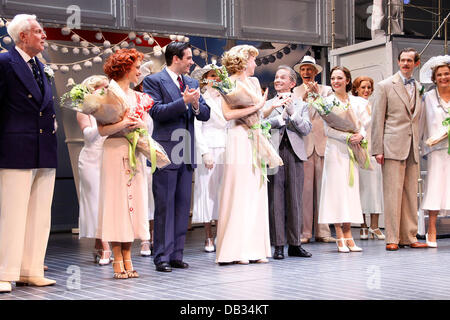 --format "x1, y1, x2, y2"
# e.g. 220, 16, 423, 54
293, 55, 323, 75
